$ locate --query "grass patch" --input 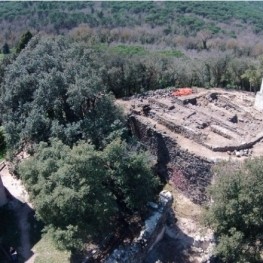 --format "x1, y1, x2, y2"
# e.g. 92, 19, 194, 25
109, 45, 148, 56
108, 45, 184, 58
33, 234, 71, 263
155, 50, 184, 58
0, 53, 4, 61
164, 183, 203, 221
